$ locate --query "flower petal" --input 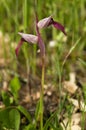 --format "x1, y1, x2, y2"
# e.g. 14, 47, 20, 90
38, 16, 66, 35
38, 35, 45, 57
37, 16, 52, 29
15, 38, 24, 56
36, 18, 45, 57
52, 20, 67, 35
18, 32, 38, 43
